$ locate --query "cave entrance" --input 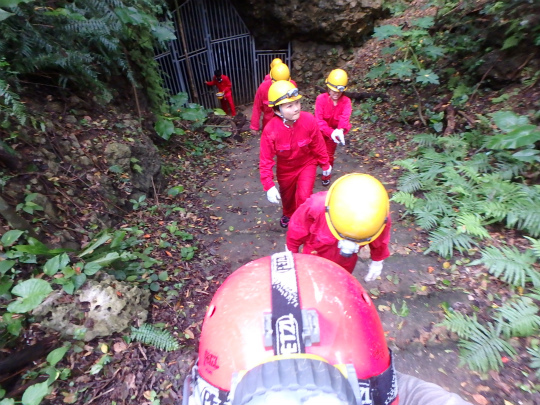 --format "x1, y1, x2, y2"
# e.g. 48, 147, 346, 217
155, 0, 290, 109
